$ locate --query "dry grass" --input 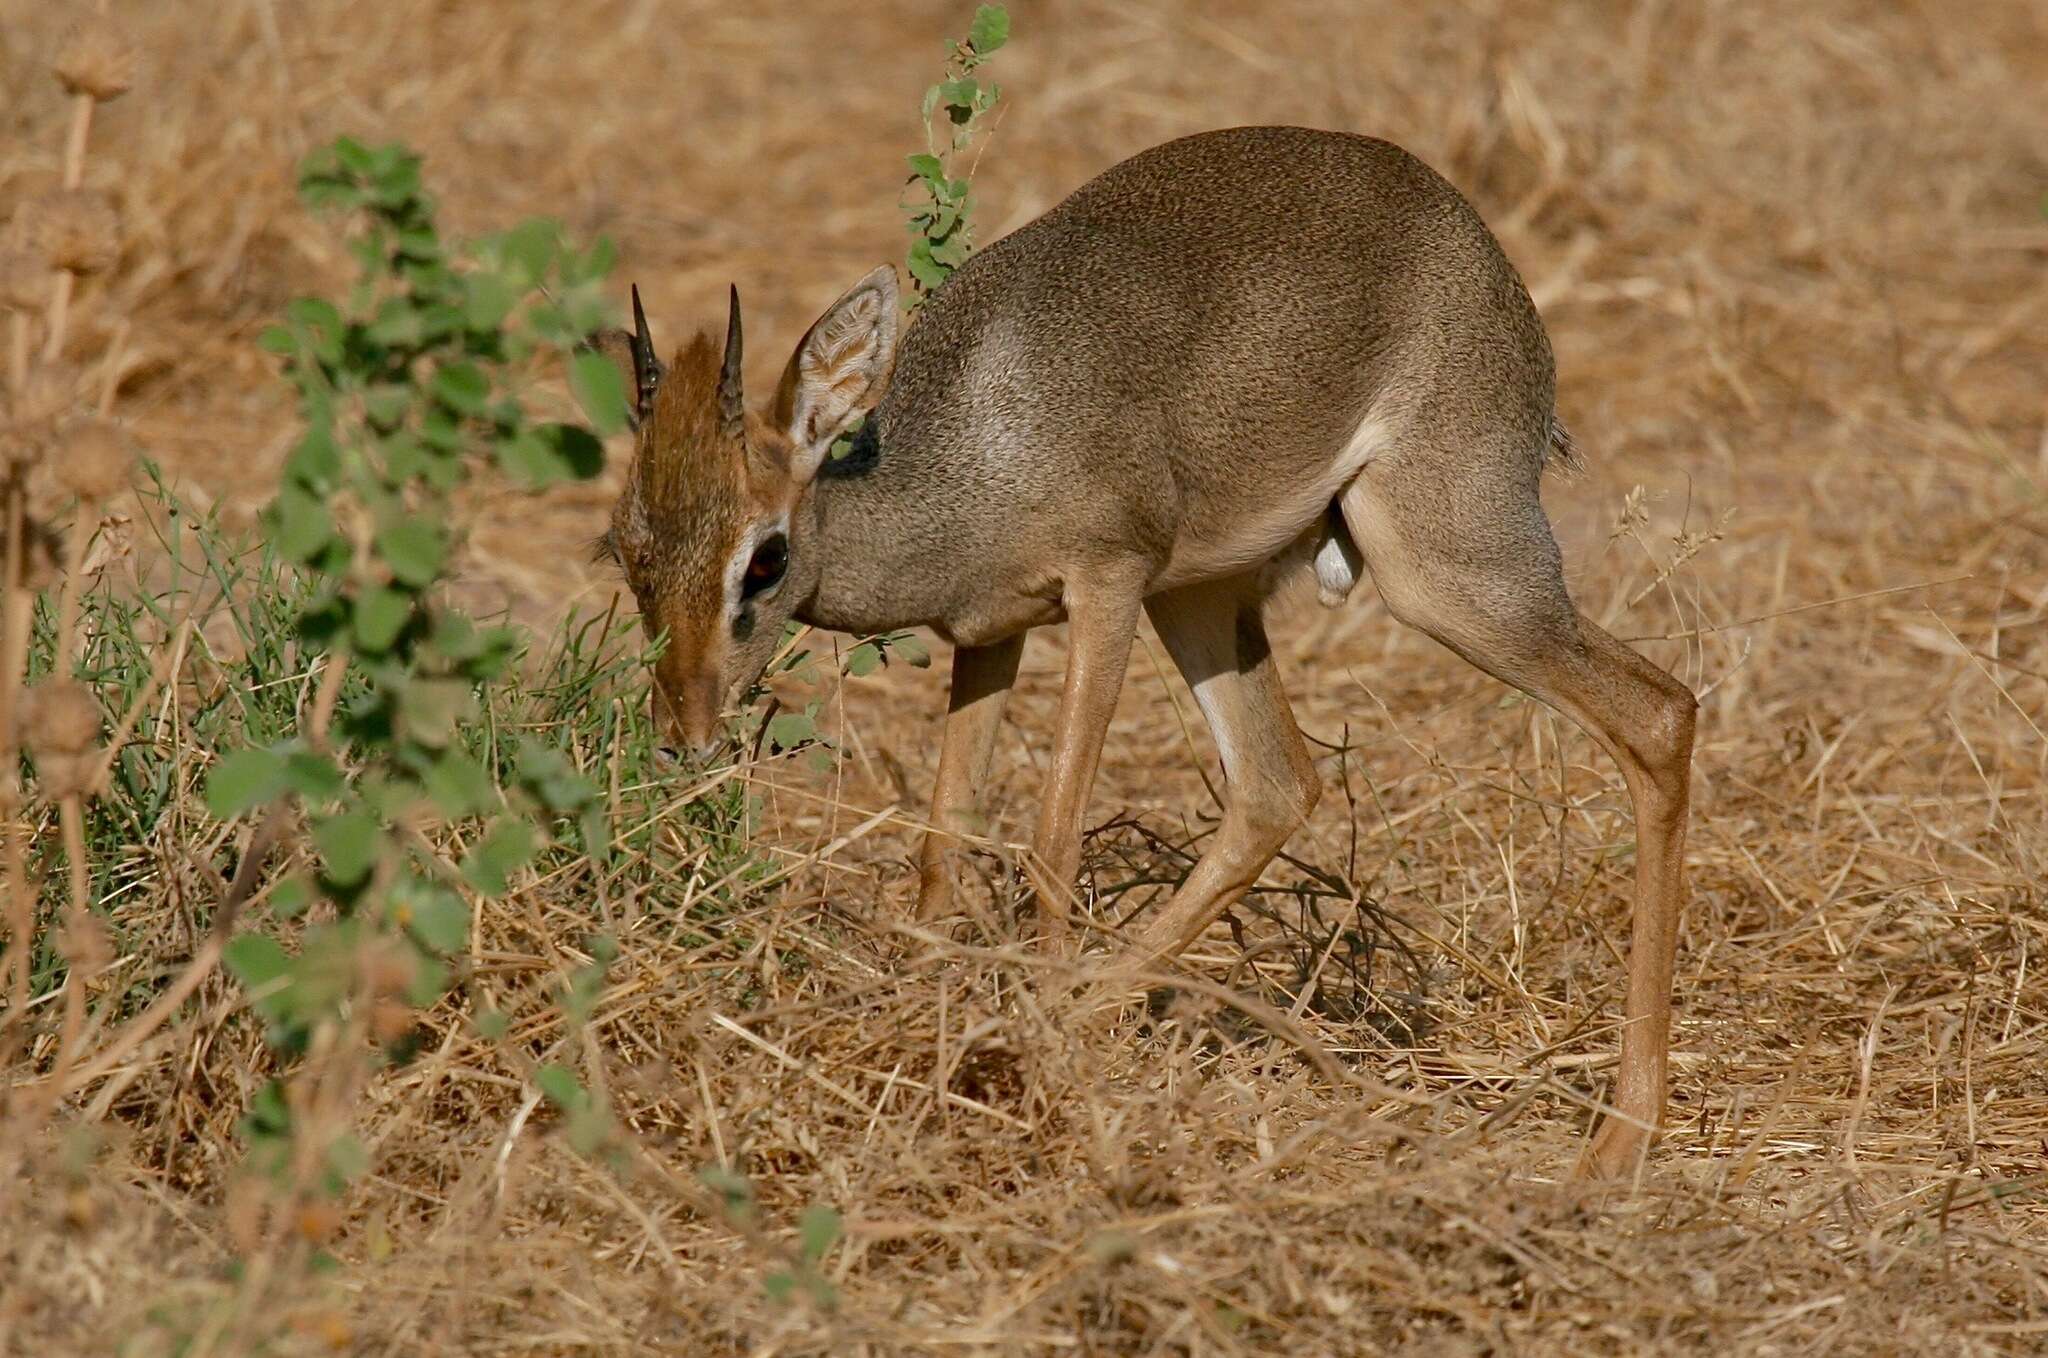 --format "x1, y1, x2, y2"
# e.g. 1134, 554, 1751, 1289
5, 0, 2048, 1353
